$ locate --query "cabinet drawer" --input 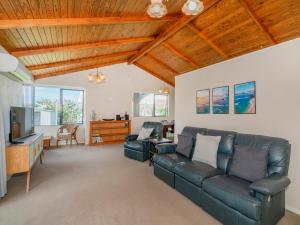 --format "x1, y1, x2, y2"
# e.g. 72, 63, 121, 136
102, 135, 127, 142
93, 128, 129, 135
92, 122, 128, 129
